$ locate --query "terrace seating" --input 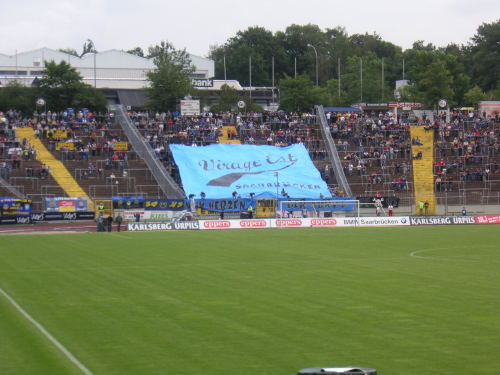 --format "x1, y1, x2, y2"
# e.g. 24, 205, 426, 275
16, 127, 94, 210
431, 118, 500, 206
2, 108, 497, 211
